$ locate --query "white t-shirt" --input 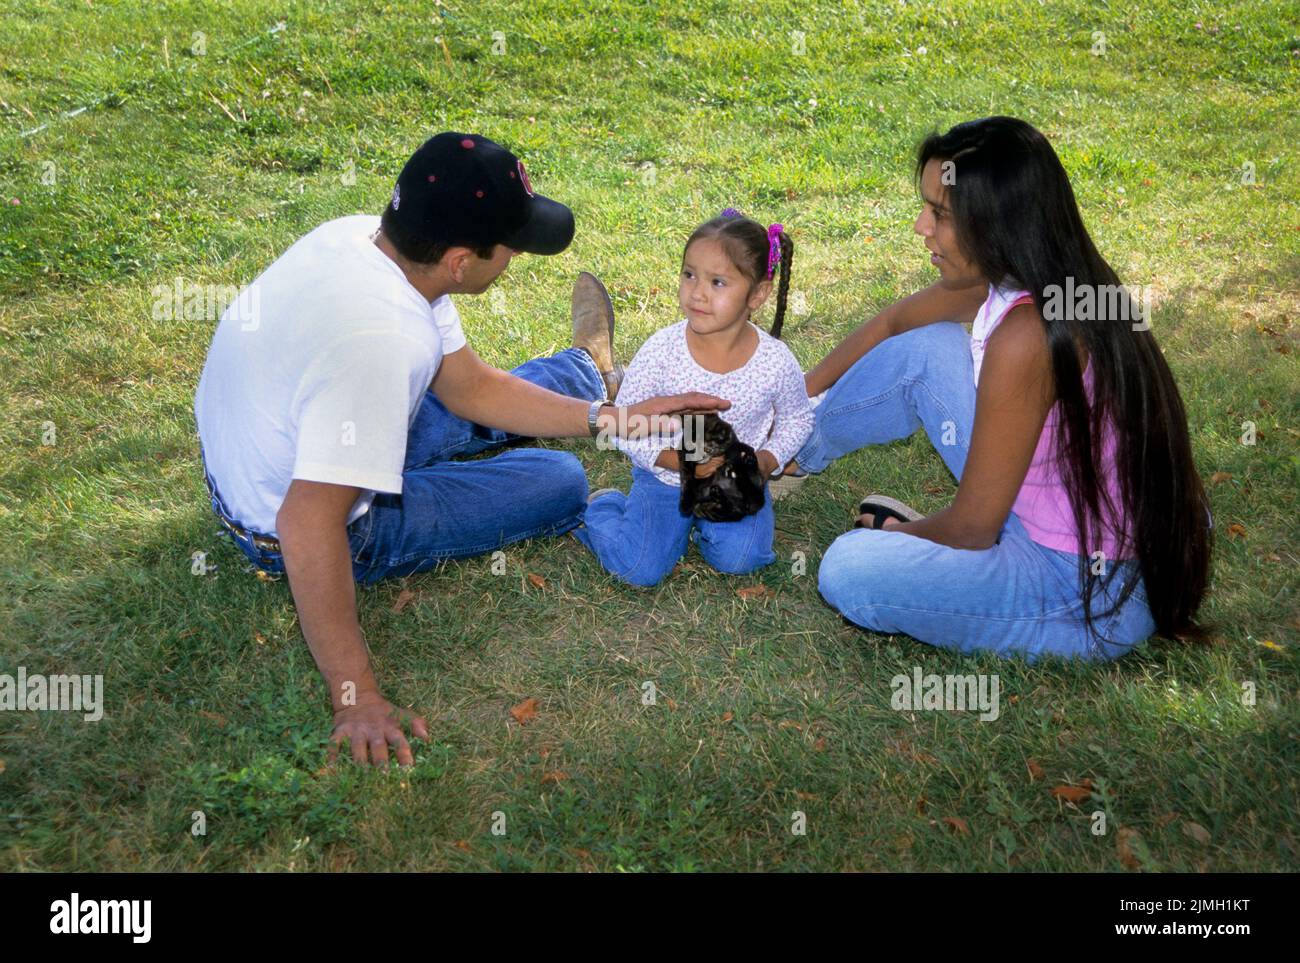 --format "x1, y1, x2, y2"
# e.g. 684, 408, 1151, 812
194, 214, 466, 535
